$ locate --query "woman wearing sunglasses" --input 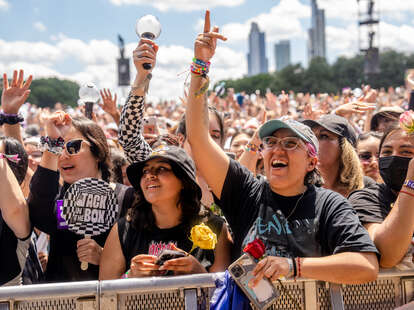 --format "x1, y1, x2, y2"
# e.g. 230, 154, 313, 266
185, 10, 378, 286
27, 111, 135, 282
356, 132, 382, 183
